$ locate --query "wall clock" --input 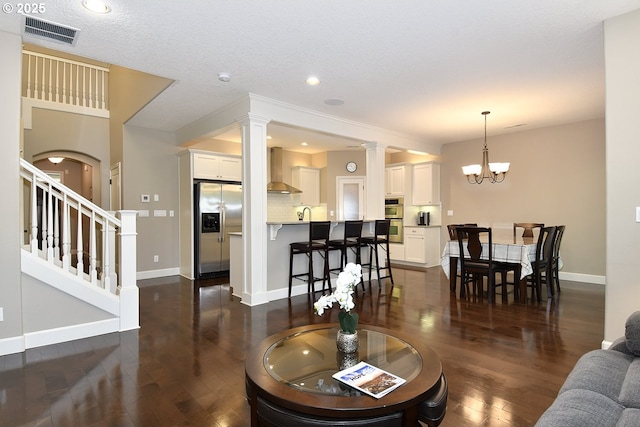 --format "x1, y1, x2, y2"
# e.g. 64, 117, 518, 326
346, 161, 357, 173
